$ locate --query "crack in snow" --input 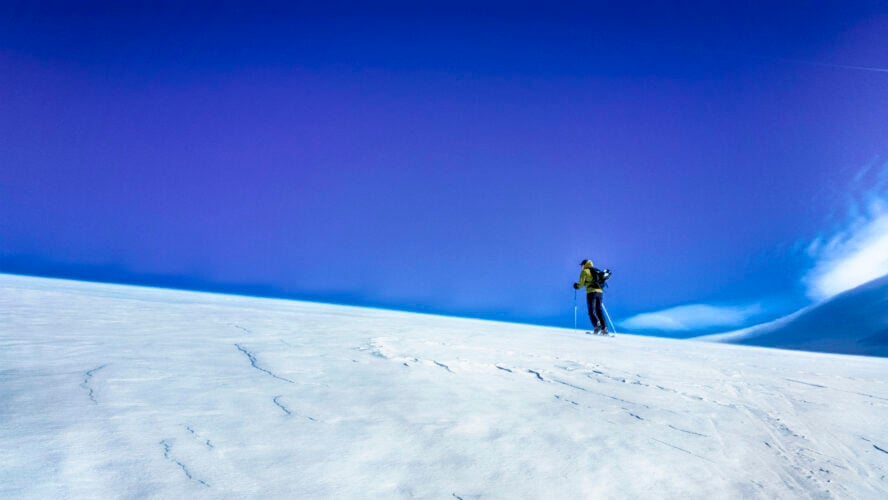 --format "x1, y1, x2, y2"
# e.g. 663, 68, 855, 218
272, 396, 316, 421
848, 391, 888, 402
160, 440, 209, 487
527, 369, 545, 381
795, 384, 888, 402
785, 378, 827, 389
581, 369, 722, 407
584, 388, 651, 409
543, 373, 656, 410
552, 378, 588, 392
80, 364, 107, 404
273, 395, 292, 415
185, 425, 215, 449
234, 344, 295, 384
555, 395, 579, 406
651, 437, 716, 464
626, 410, 644, 420
434, 361, 454, 373
668, 424, 708, 437
185, 425, 214, 449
